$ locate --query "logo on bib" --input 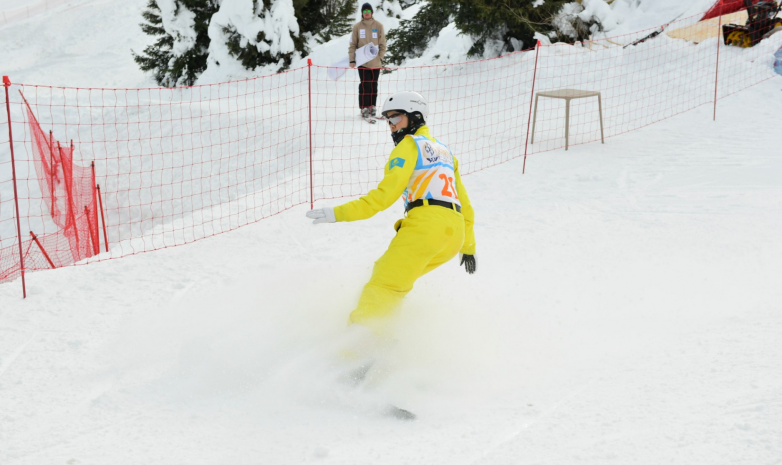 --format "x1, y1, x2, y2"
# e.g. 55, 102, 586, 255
424, 143, 439, 163
421, 141, 454, 166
